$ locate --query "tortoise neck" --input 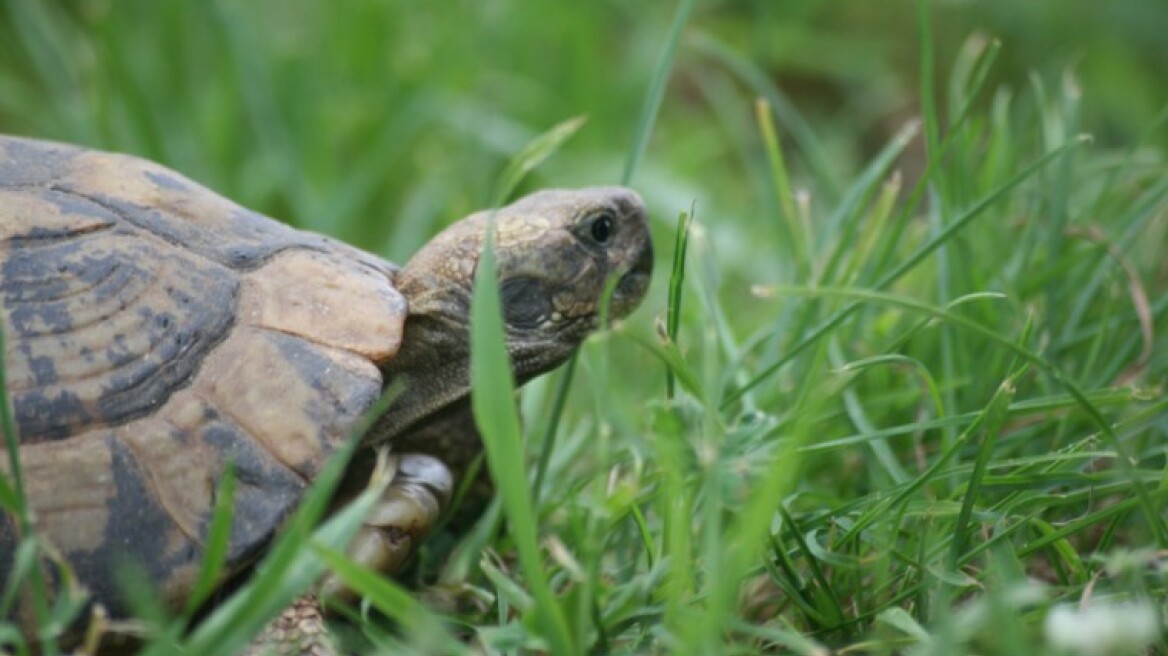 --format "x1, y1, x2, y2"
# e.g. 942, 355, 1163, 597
366, 314, 472, 445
